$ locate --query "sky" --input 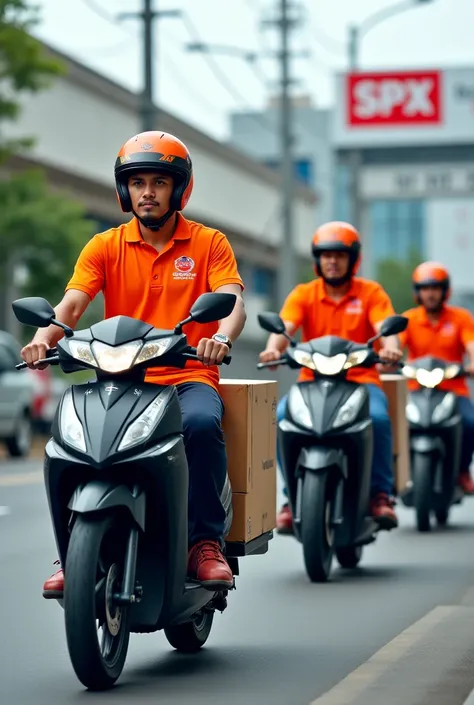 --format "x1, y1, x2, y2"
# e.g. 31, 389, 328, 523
31, 0, 474, 141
